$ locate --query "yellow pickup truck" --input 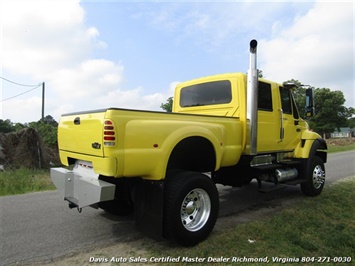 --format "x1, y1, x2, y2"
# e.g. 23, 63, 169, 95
51, 40, 327, 246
